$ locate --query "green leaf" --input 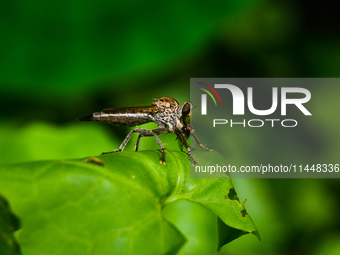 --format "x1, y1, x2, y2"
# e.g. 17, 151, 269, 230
0, 194, 21, 255
0, 150, 259, 255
